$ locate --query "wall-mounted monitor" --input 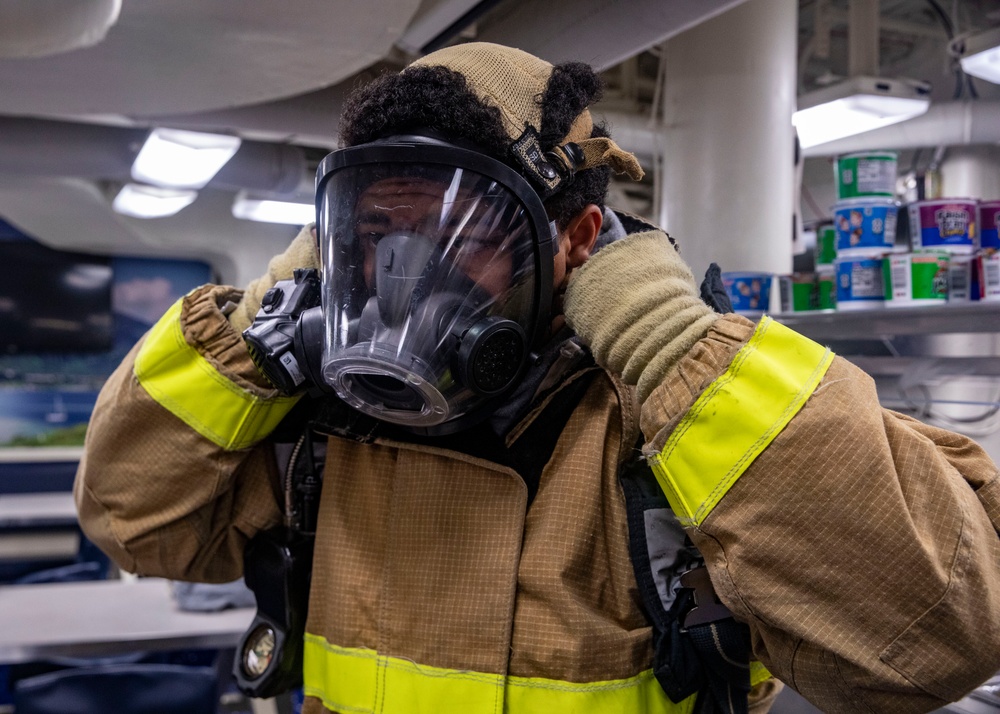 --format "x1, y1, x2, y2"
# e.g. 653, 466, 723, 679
0, 238, 114, 354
